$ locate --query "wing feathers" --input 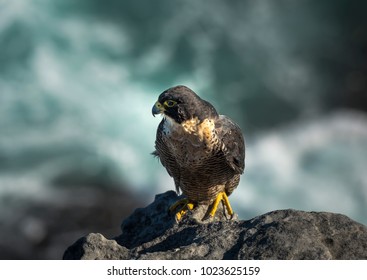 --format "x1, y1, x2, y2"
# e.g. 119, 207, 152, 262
215, 115, 245, 174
